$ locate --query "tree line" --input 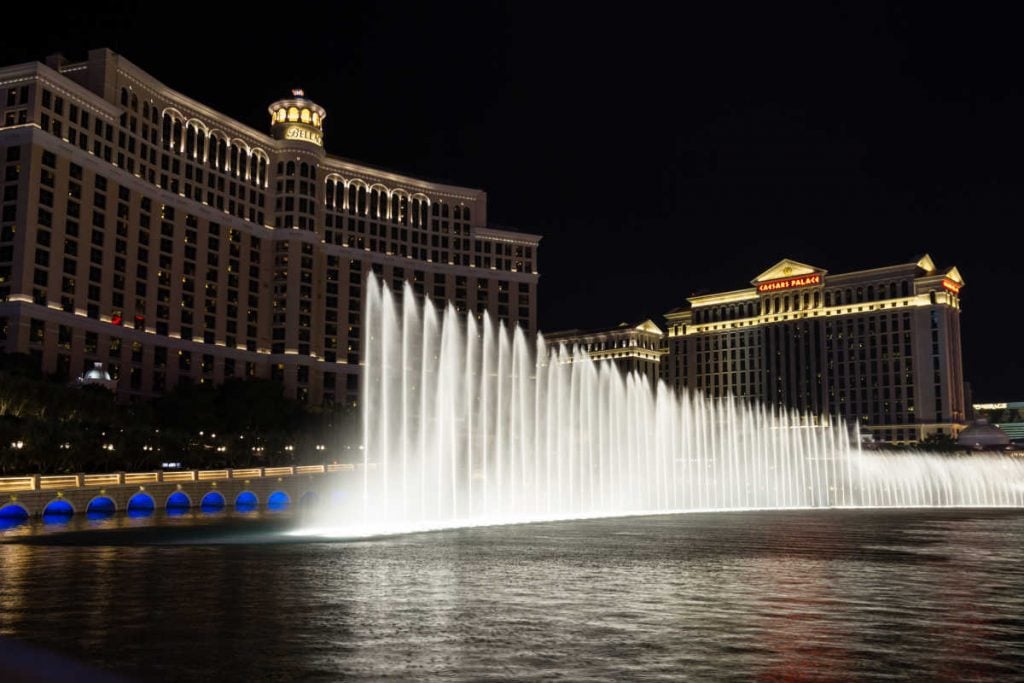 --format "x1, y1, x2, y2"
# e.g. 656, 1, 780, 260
0, 353, 360, 475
